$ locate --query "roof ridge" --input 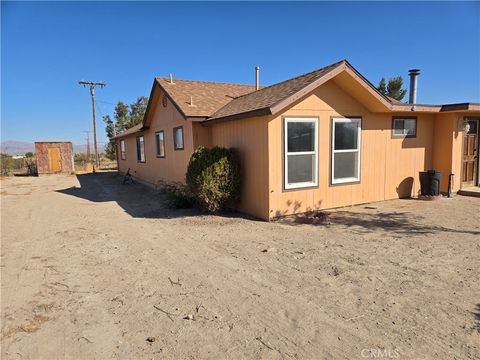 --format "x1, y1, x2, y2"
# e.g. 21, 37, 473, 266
156, 77, 256, 87
222, 59, 346, 103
